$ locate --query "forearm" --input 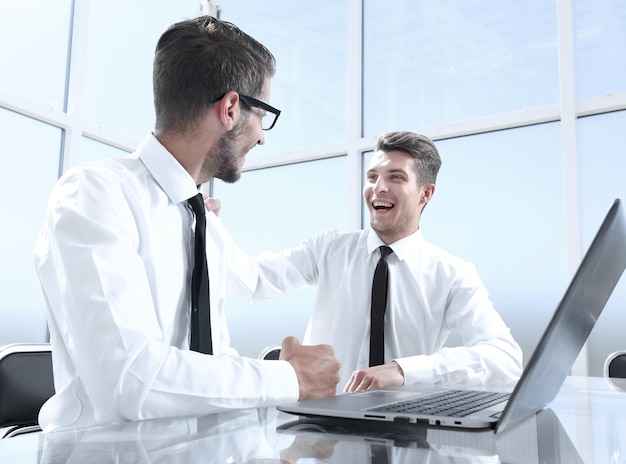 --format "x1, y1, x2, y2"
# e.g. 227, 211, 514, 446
395, 338, 523, 388
126, 349, 299, 421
